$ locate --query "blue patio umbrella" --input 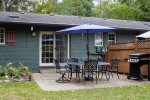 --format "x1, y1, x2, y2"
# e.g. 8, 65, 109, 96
57, 24, 116, 59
